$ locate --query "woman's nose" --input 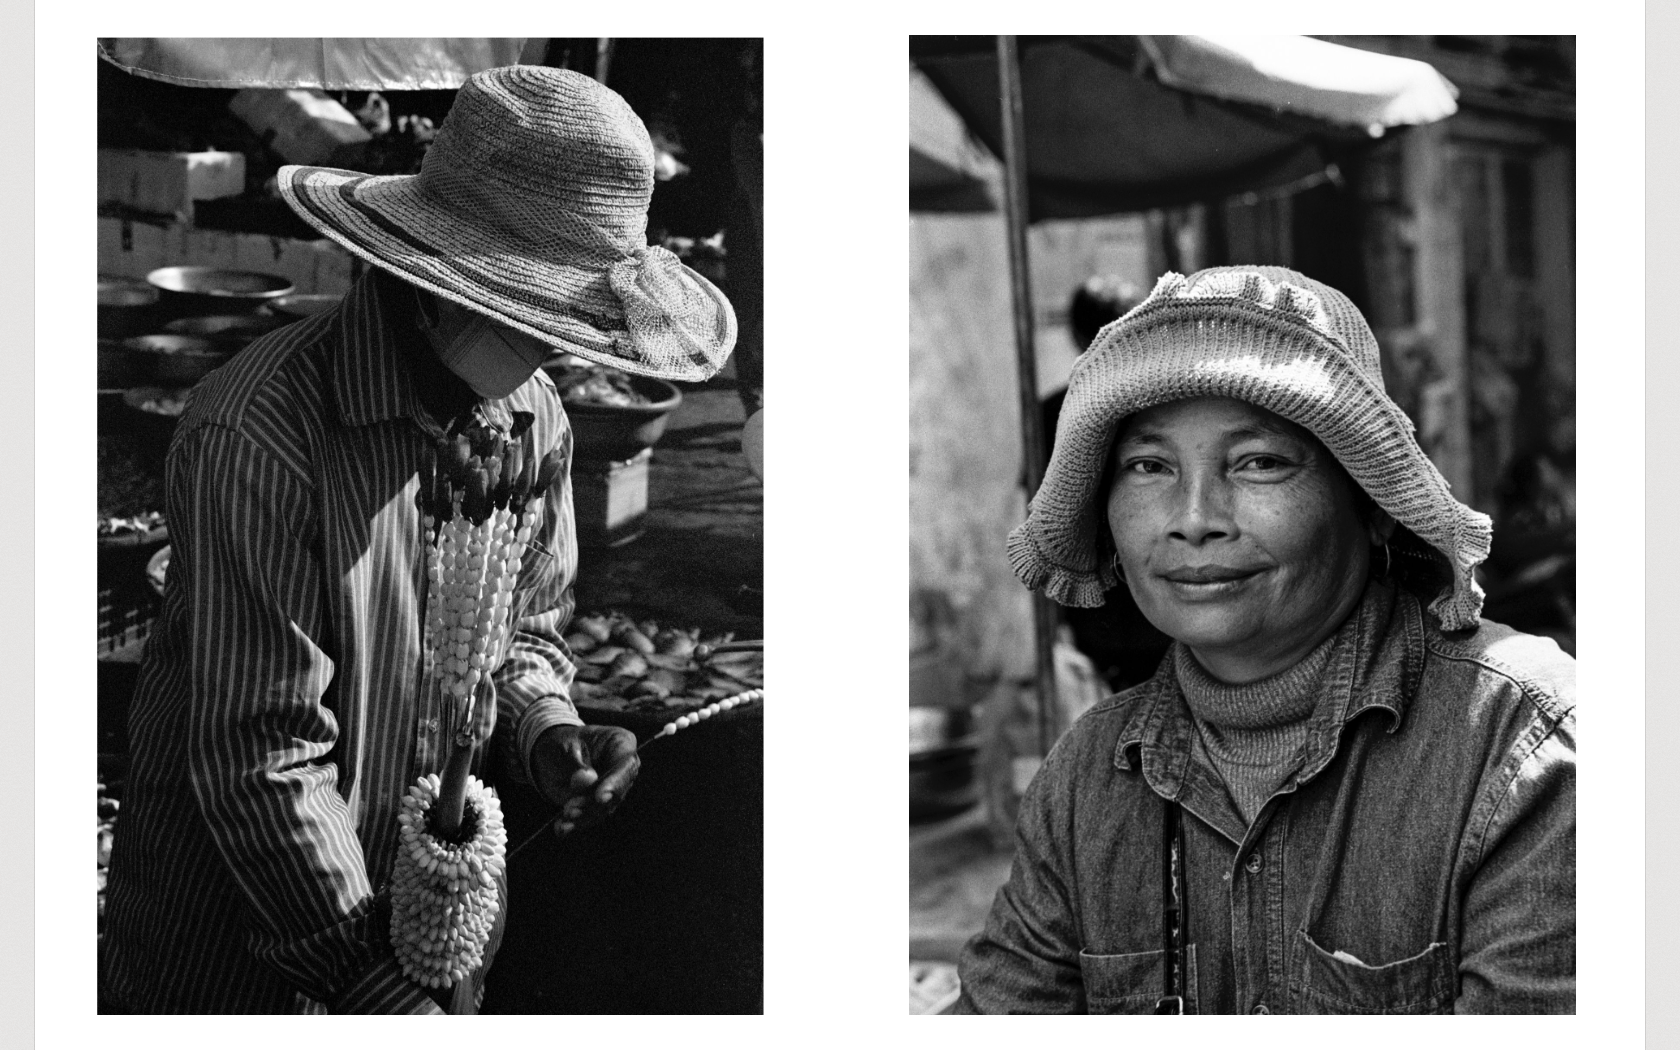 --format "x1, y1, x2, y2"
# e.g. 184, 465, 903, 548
1167, 471, 1234, 544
